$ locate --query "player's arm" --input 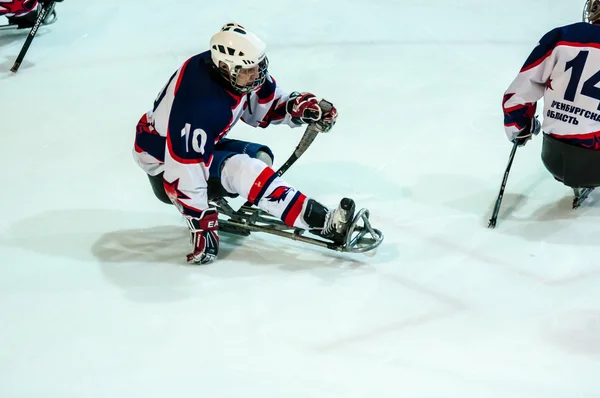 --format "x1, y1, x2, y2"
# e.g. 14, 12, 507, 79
503, 28, 562, 143
243, 74, 338, 132
163, 101, 225, 264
